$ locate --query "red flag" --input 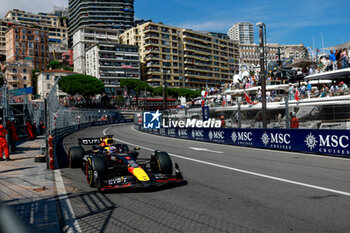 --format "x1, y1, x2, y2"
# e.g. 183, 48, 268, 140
244, 92, 257, 105
222, 100, 226, 107
202, 91, 208, 107
295, 89, 299, 102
